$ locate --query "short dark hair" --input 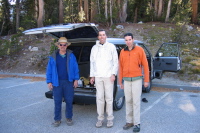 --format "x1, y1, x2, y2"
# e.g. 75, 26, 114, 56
98, 29, 106, 36
124, 33, 133, 39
